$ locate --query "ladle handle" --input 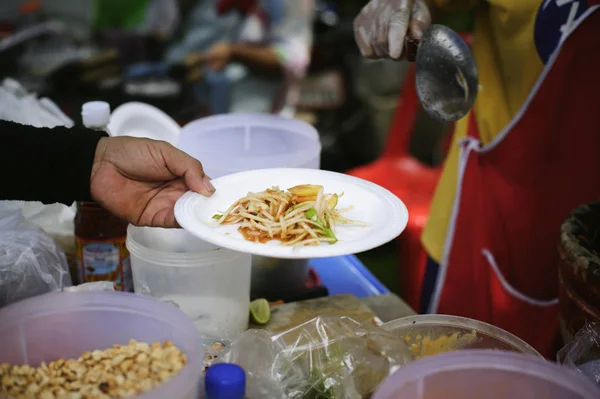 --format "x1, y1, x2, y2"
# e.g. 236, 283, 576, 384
403, 28, 473, 62
404, 34, 419, 62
